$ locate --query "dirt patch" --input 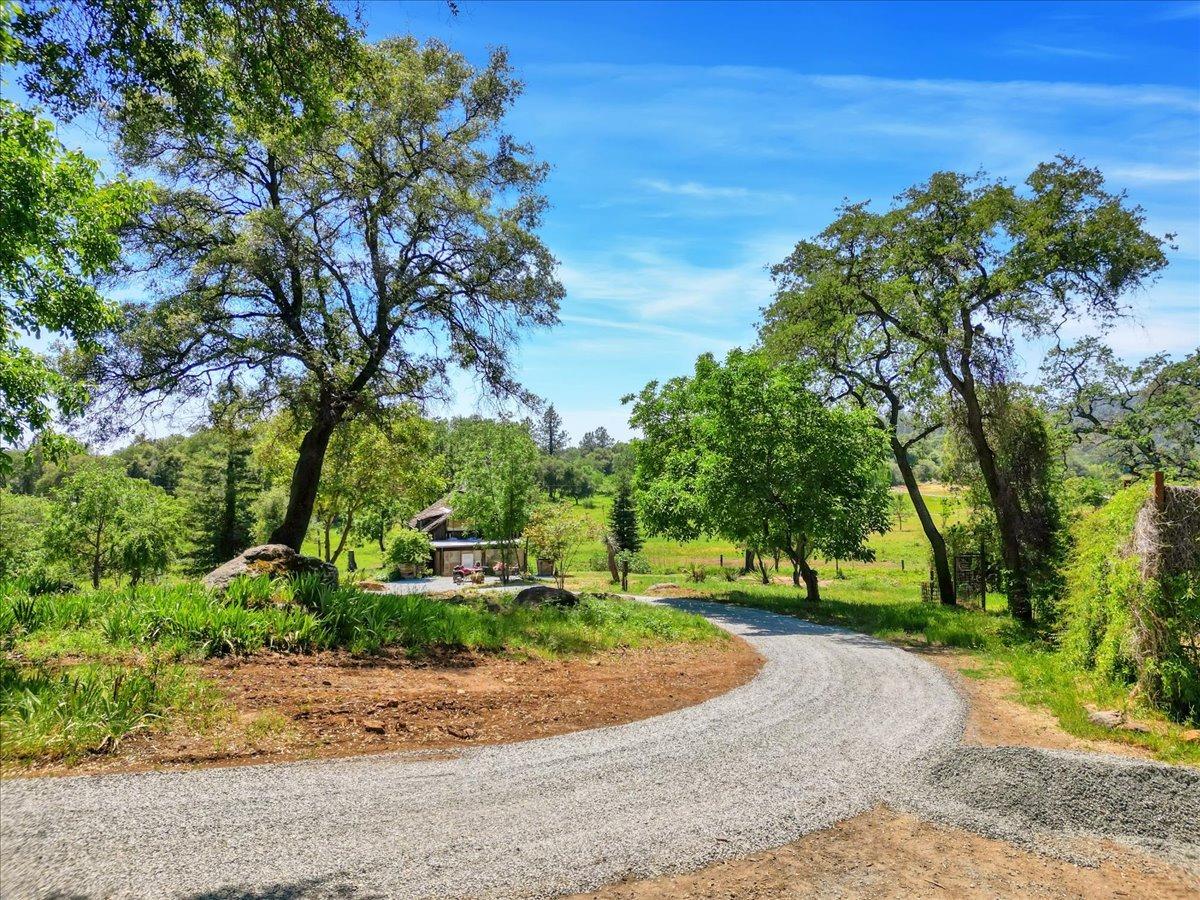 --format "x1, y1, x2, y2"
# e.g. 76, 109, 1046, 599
914, 647, 1158, 761
17, 638, 761, 777
646, 586, 712, 598
577, 805, 1200, 899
